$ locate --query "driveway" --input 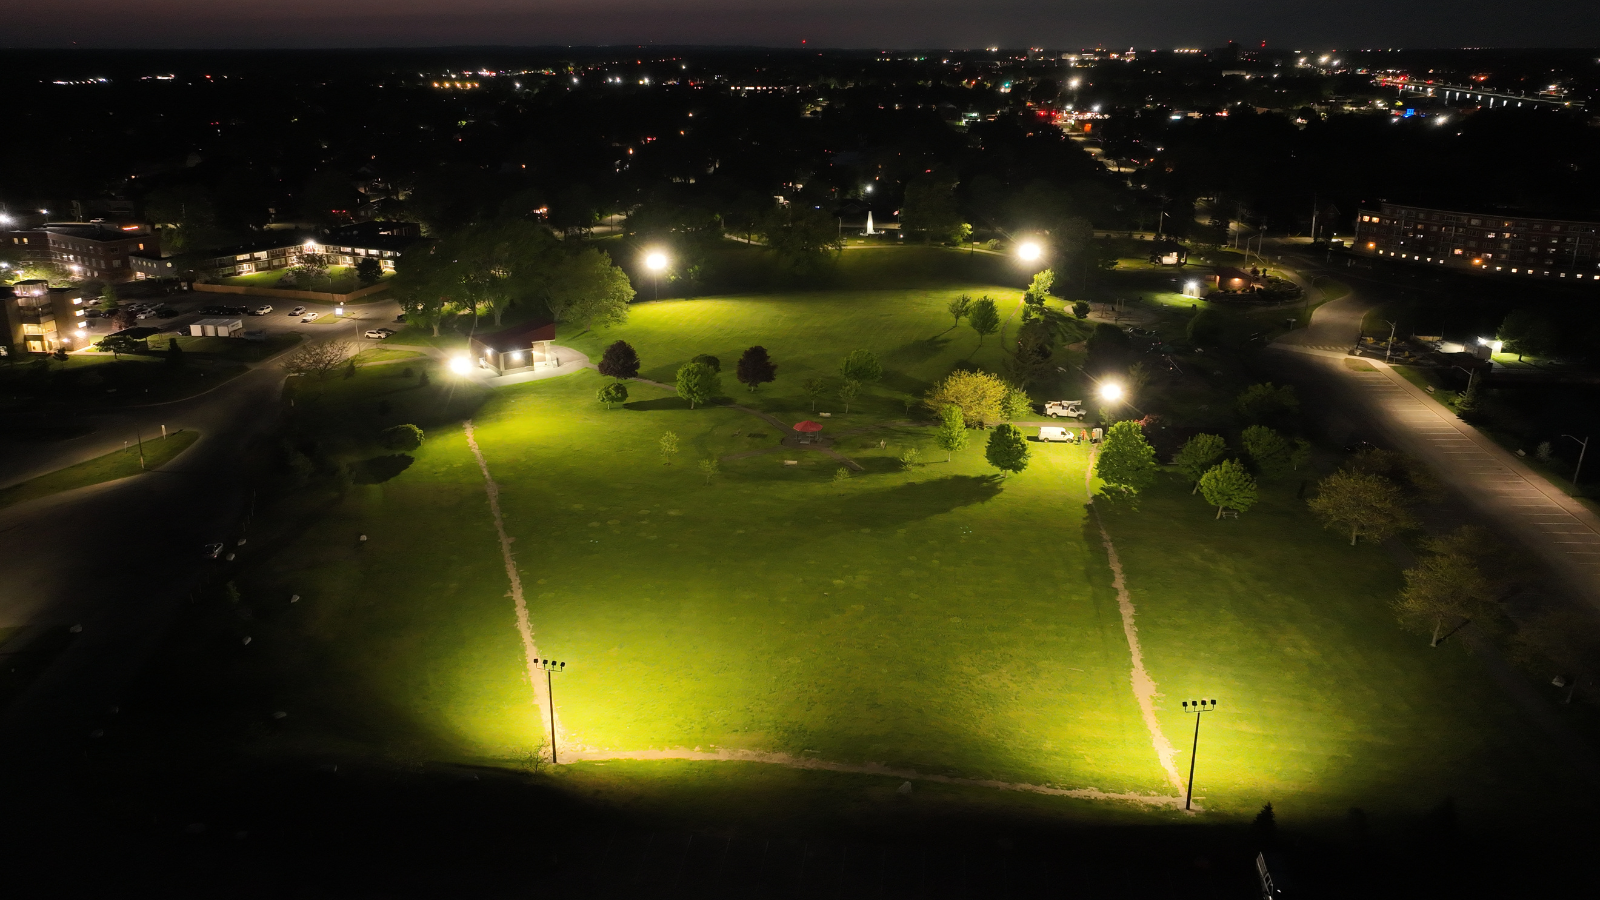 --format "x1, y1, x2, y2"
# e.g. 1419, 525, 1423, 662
1268, 250, 1600, 608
